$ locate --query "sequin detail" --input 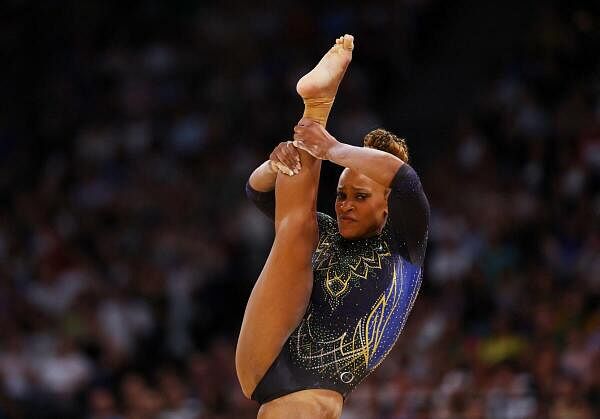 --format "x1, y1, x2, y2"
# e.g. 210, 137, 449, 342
288, 213, 423, 394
